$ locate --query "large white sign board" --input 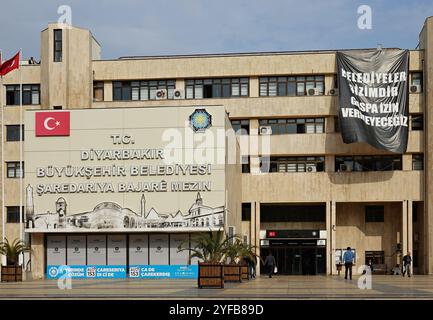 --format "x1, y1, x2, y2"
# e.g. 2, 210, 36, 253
24, 106, 229, 233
